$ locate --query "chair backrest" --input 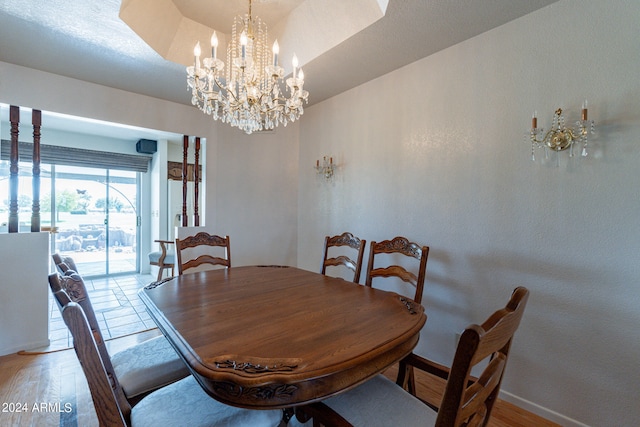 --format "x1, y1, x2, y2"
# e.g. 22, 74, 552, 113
52, 253, 64, 270
60, 300, 129, 426
437, 286, 530, 427
52, 253, 79, 274
364, 236, 429, 304
320, 232, 366, 283
48, 272, 130, 418
175, 232, 231, 274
